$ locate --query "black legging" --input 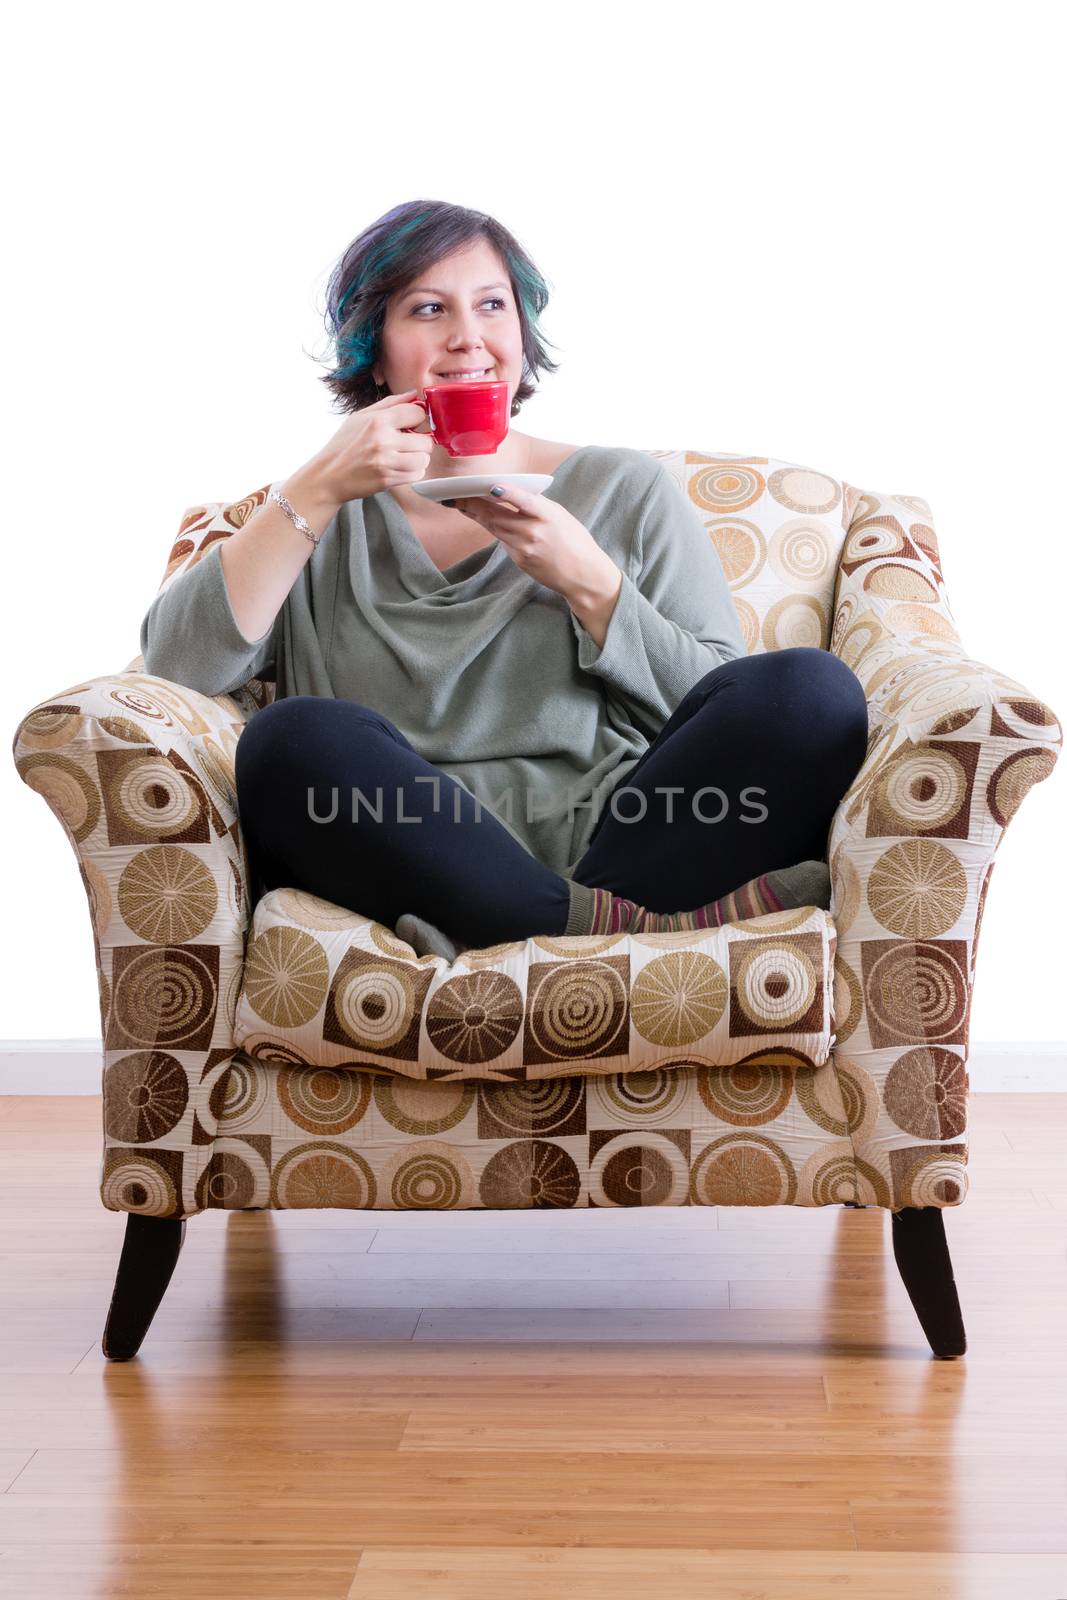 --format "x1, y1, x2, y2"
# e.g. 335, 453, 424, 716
234, 646, 869, 948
